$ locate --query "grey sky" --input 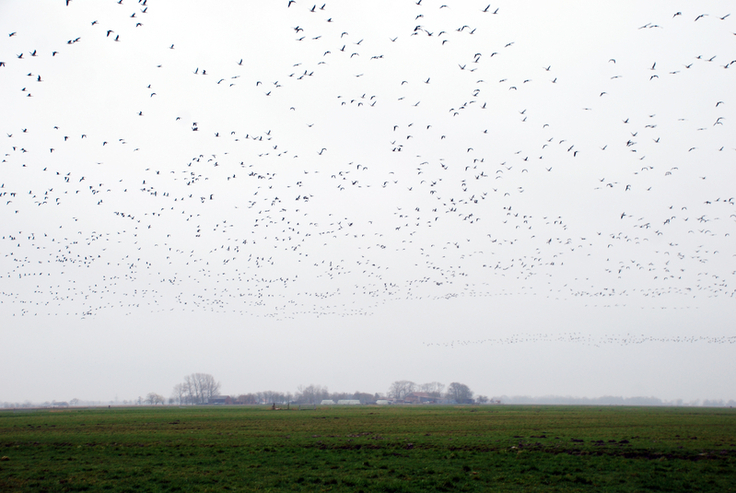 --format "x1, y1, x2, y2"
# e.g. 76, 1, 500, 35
1, 0, 734, 404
